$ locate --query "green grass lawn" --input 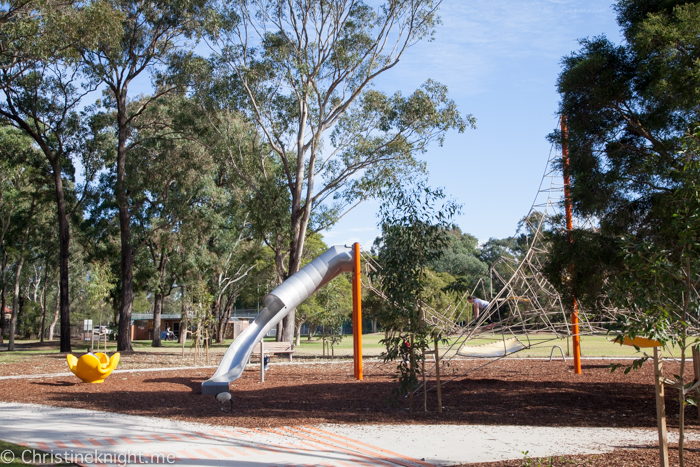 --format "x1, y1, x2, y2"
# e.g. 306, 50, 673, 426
0, 332, 675, 363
